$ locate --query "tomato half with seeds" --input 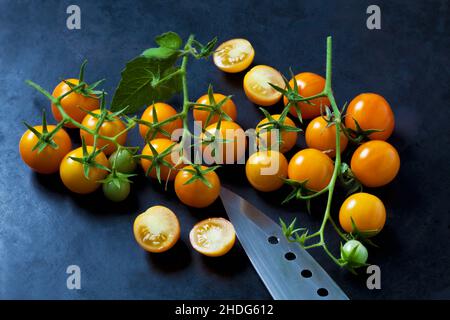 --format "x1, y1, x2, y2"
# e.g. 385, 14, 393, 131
80, 109, 127, 155
19, 125, 72, 174
59, 146, 109, 194
213, 38, 255, 73
284, 72, 329, 120
246, 150, 288, 192
140, 138, 182, 181
305, 116, 348, 157
351, 140, 400, 187
174, 165, 221, 208
190, 218, 236, 257
51, 78, 100, 128
139, 103, 182, 141
193, 93, 237, 126
345, 93, 395, 141
256, 114, 298, 153
339, 192, 386, 236
243, 65, 284, 106
201, 121, 246, 164
133, 206, 180, 253
288, 148, 334, 191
